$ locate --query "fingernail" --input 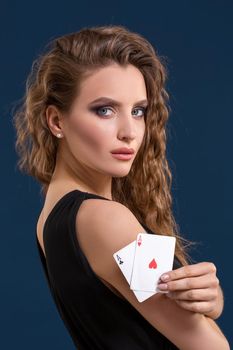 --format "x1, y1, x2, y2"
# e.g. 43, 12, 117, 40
158, 283, 168, 290
161, 274, 169, 282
